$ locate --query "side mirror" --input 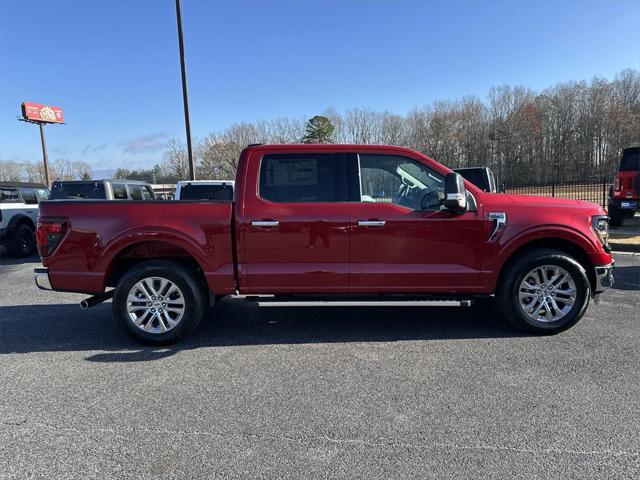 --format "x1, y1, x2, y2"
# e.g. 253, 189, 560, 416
444, 172, 467, 214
